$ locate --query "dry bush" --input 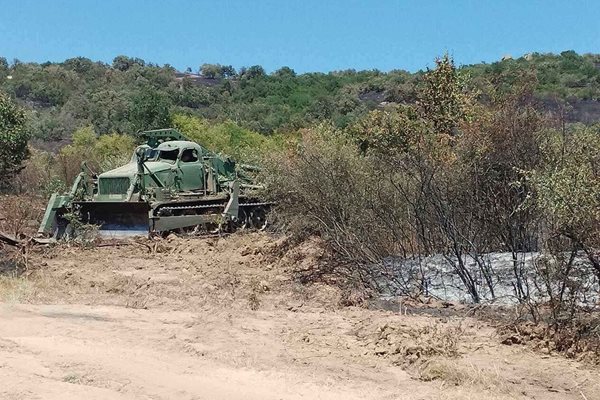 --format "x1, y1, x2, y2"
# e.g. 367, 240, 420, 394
0, 246, 24, 275
264, 57, 600, 368
8, 127, 136, 196
500, 248, 600, 364
0, 241, 32, 302
11, 148, 60, 195
499, 316, 600, 365
247, 277, 270, 310
0, 195, 44, 237
263, 64, 552, 305
264, 125, 418, 295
